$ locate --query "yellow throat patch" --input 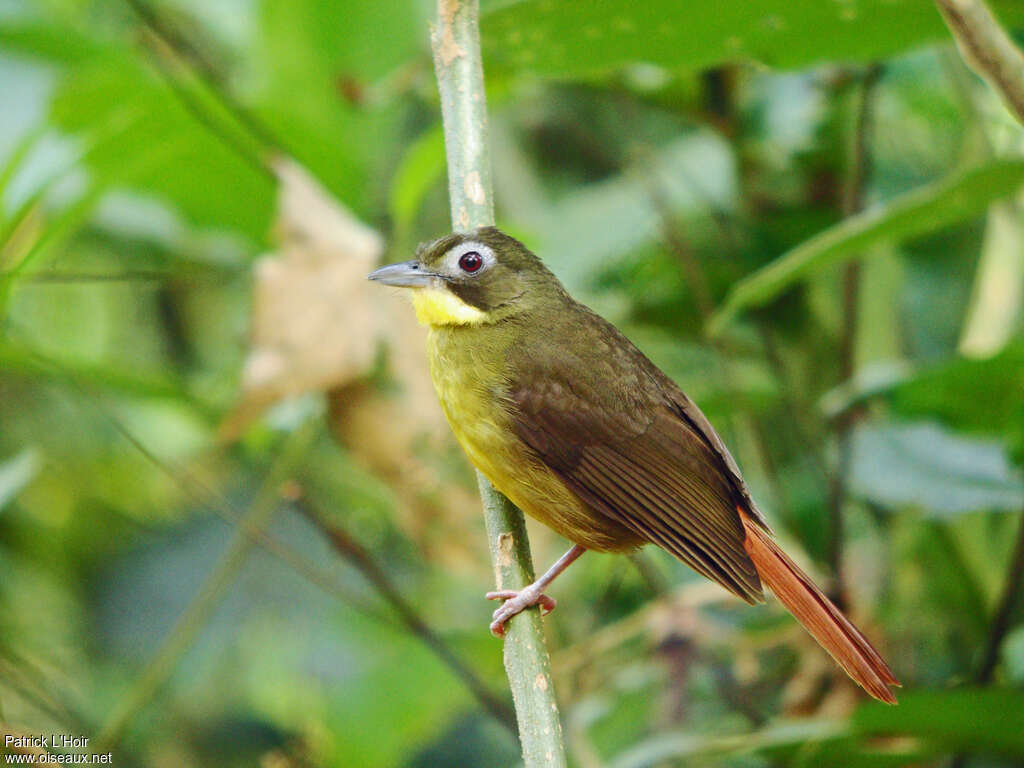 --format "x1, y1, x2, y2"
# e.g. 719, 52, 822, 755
411, 288, 487, 327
